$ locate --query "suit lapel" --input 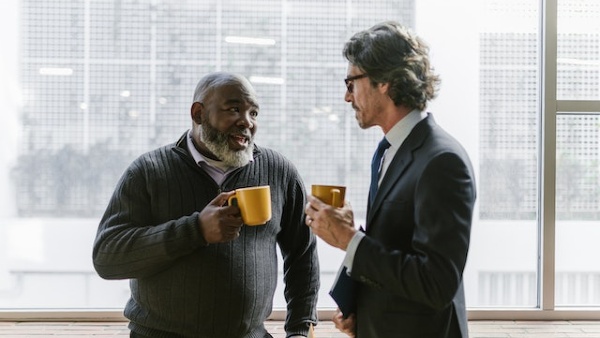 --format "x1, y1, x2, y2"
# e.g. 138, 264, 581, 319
366, 116, 434, 226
